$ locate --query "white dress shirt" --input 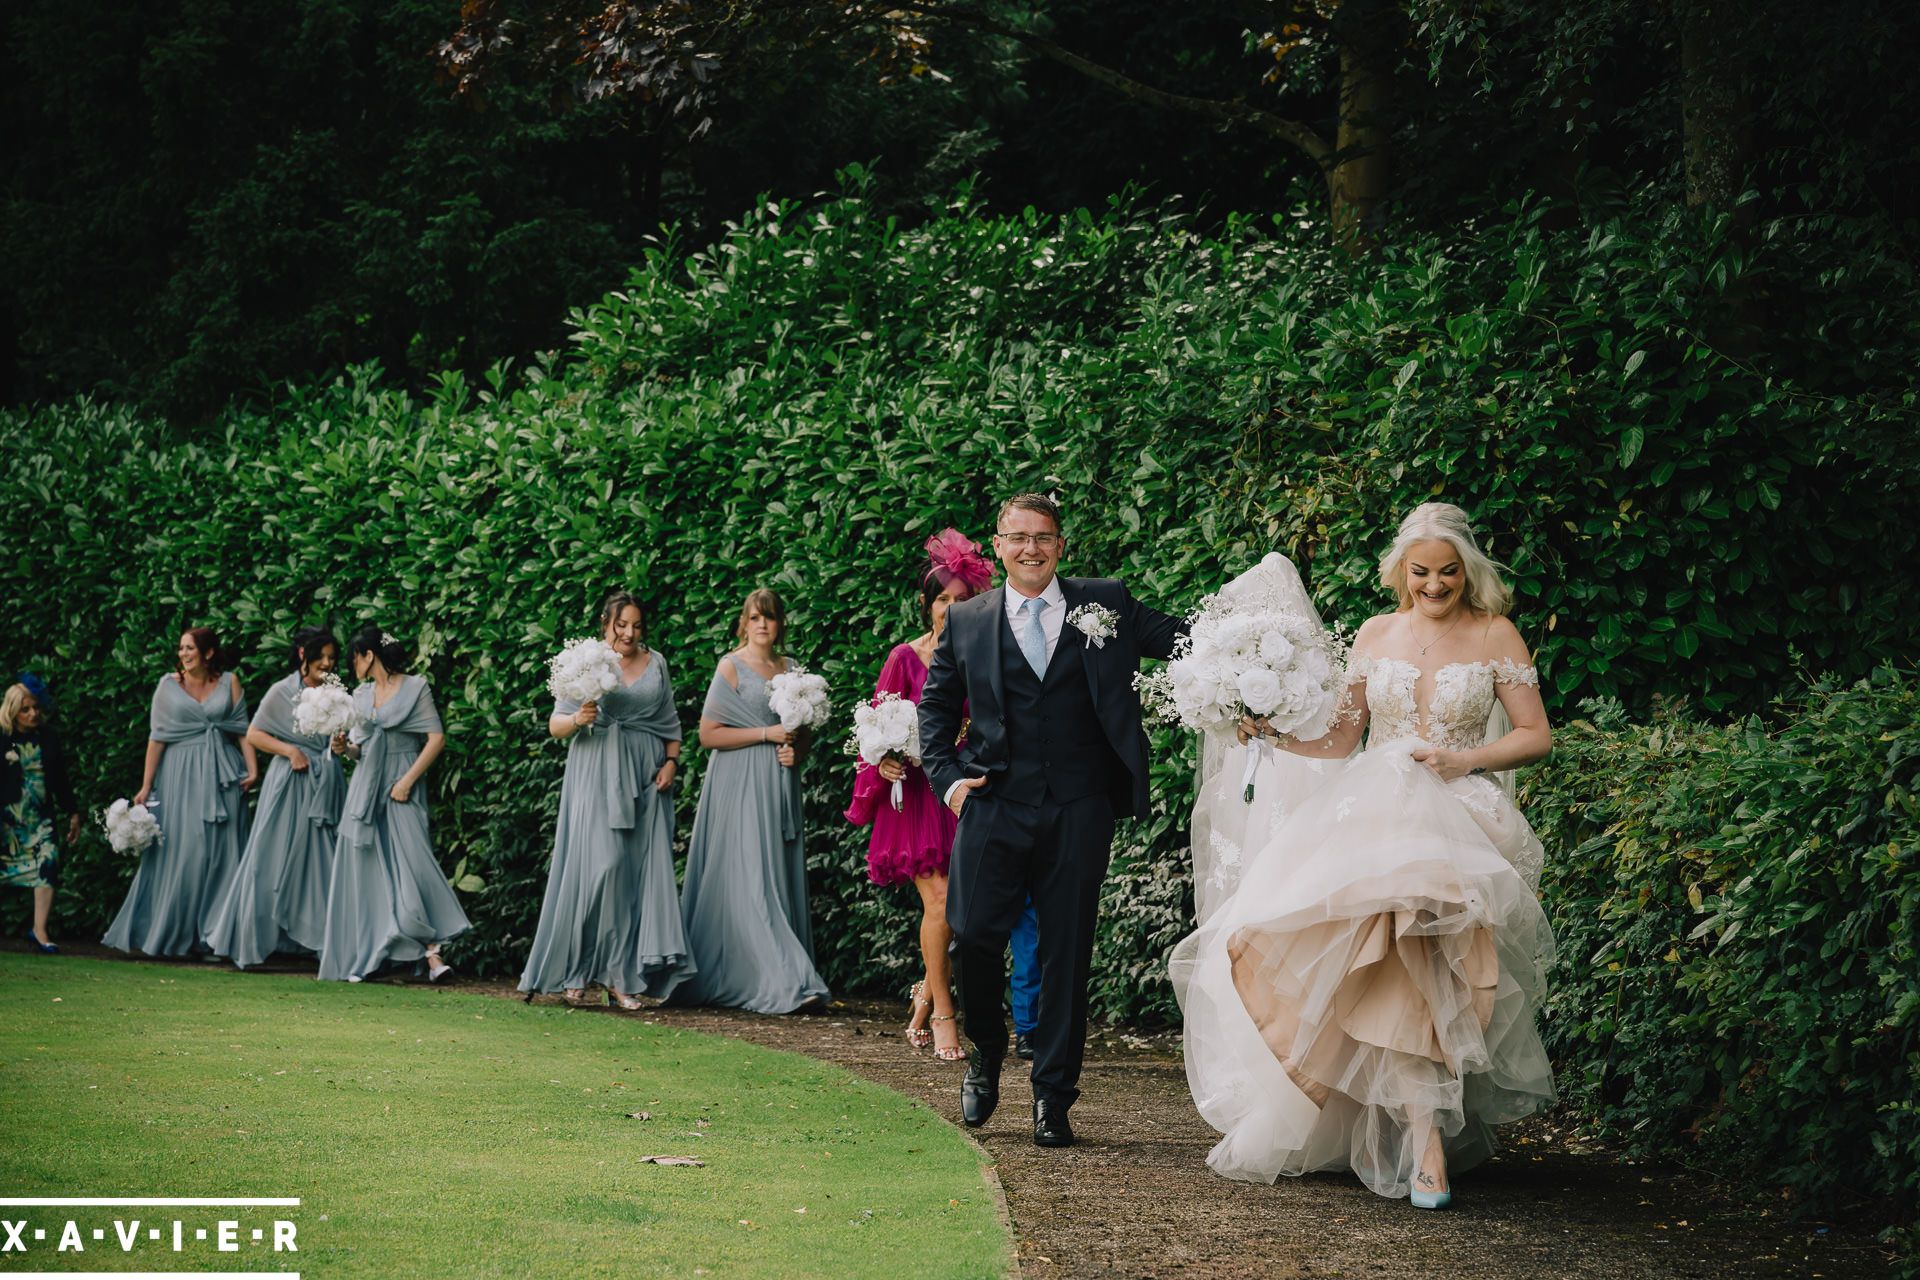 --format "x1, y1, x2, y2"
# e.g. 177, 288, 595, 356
944, 577, 1068, 808
1005, 575, 1067, 667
